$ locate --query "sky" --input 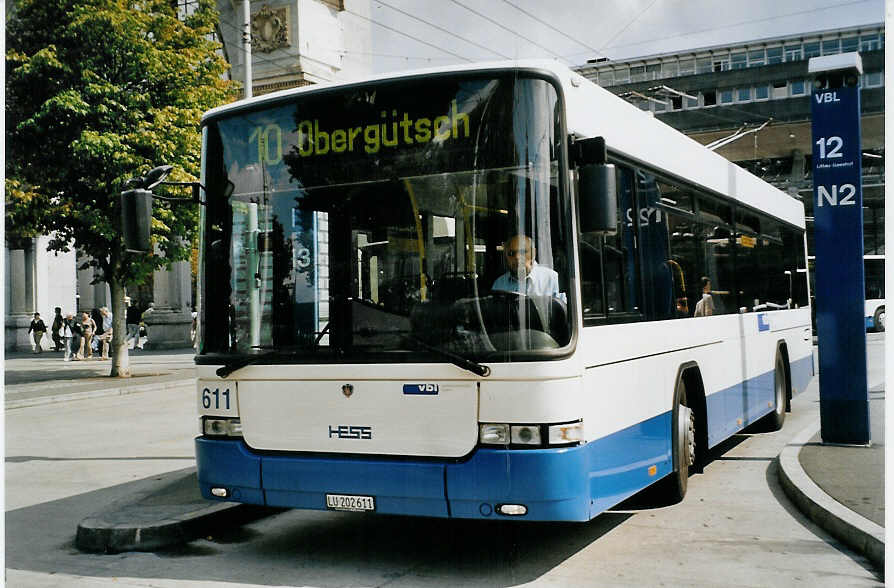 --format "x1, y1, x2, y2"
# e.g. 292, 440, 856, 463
348, 0, 885, 73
